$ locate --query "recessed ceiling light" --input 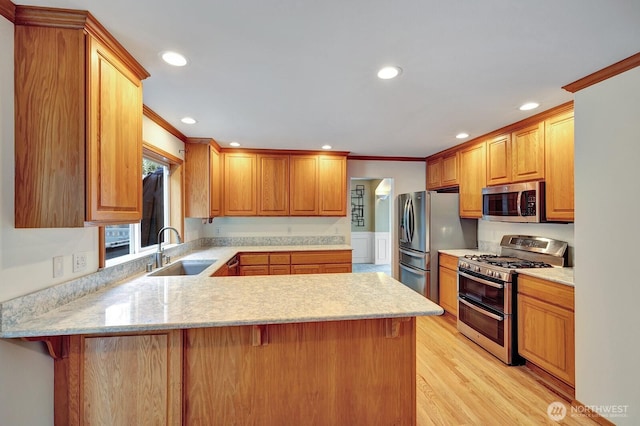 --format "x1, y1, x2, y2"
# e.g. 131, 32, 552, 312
377, 66, 402, 80
519, 102, 540, 111
322, 145, 332, 150
230, 141, 241, 147
161, 51, 188, 67
456, 133, 470, 139
181, 117, 196, 124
